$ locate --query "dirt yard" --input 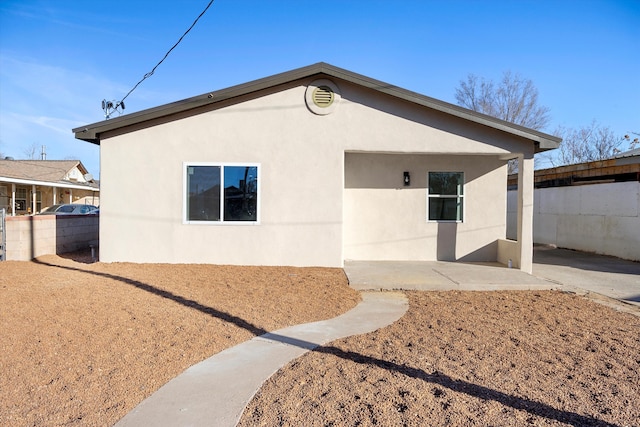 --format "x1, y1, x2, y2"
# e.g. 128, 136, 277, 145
240, 291, 640, 427
2, 253, 639, 427
0, 253, 360, 426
